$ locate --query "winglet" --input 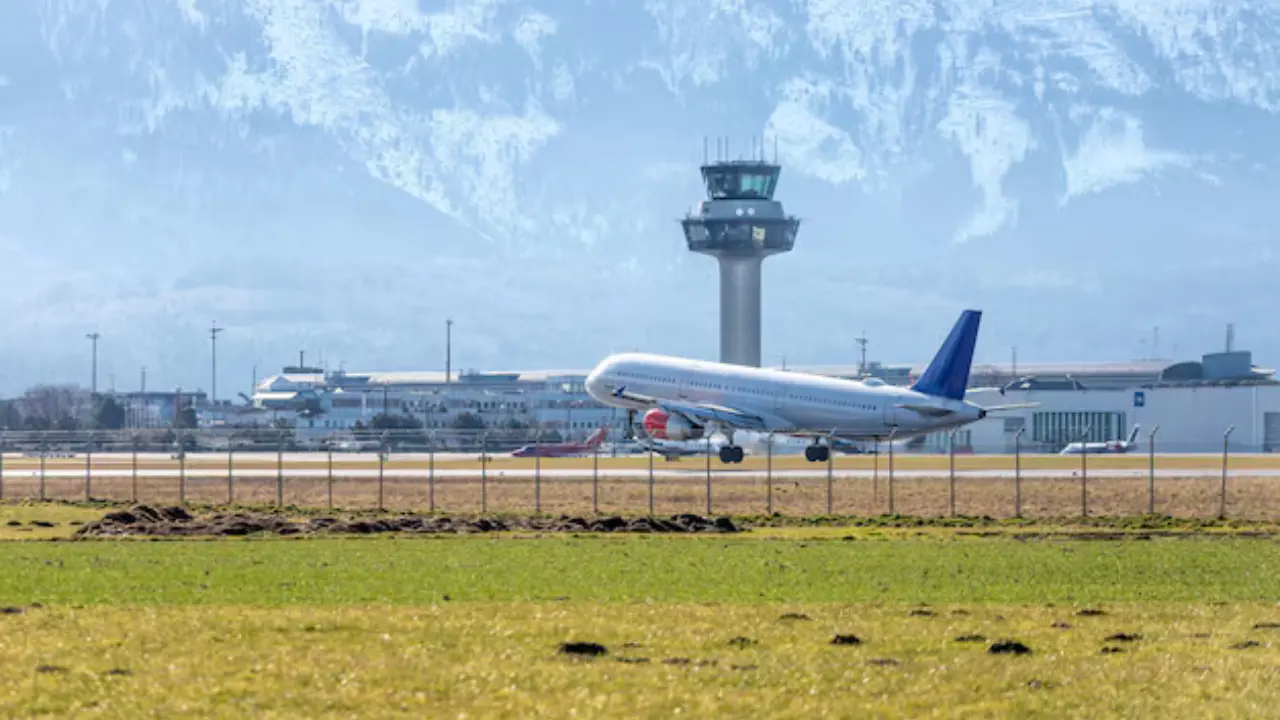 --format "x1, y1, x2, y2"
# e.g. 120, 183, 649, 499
911, 310, 981, 401
1127, 424, 1140, 444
